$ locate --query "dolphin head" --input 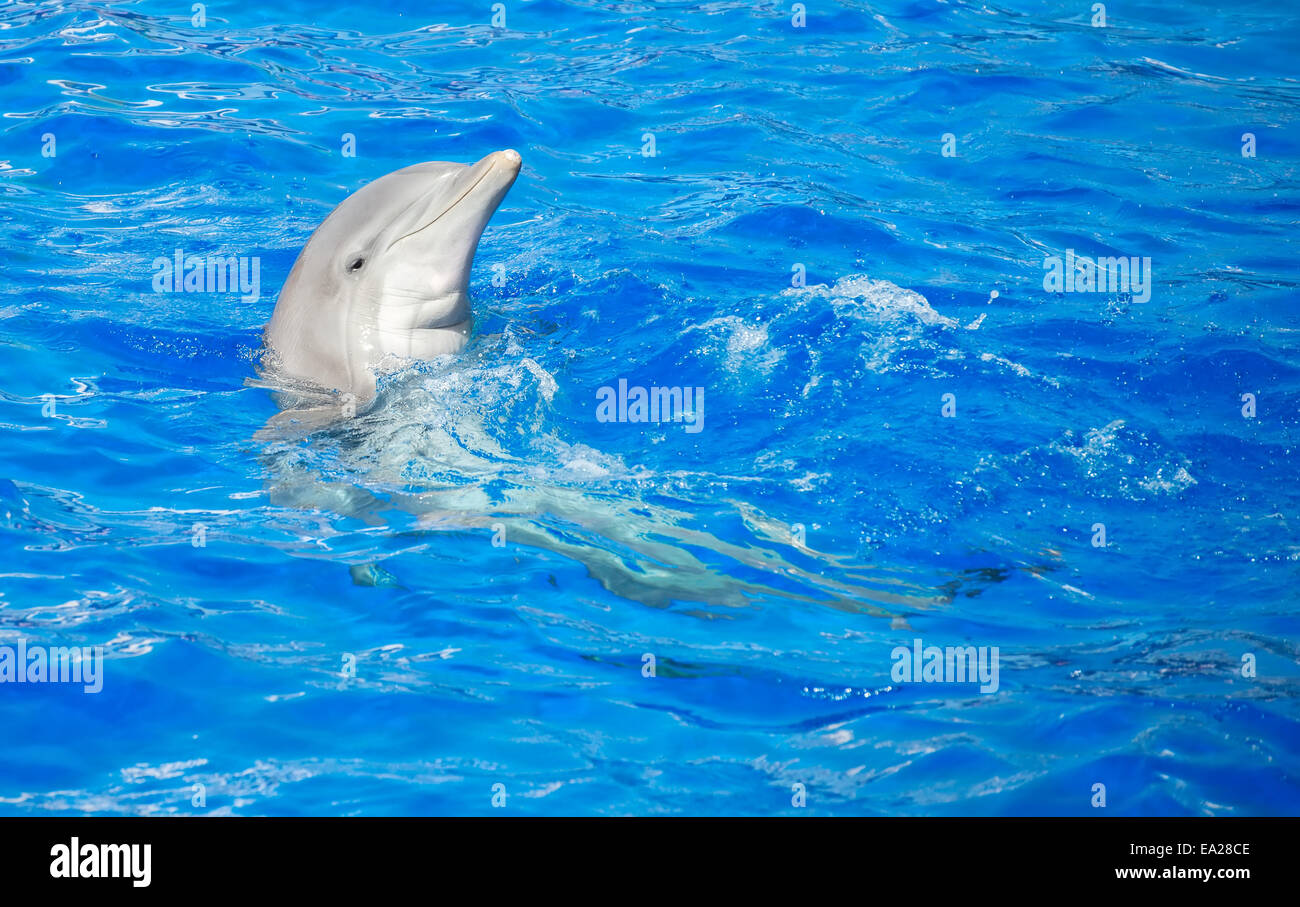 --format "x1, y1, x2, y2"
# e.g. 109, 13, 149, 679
263, 149, 522, 406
